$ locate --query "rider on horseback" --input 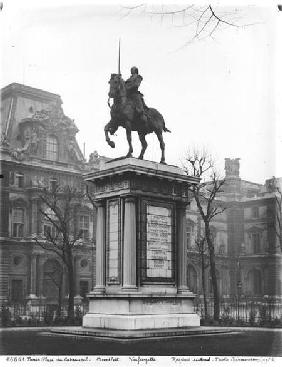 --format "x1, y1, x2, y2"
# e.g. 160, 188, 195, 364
125, 66, 148, 125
